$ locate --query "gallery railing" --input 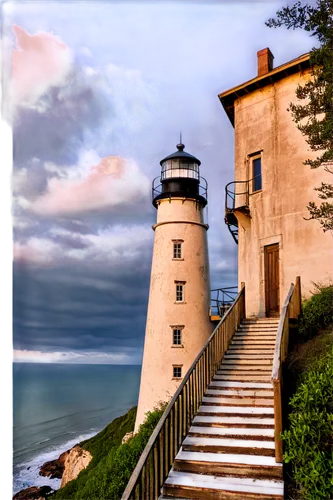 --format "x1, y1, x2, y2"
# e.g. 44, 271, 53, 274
272, 276, 302, 462
121, 285, 246, 500
152, 175, 208, 203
